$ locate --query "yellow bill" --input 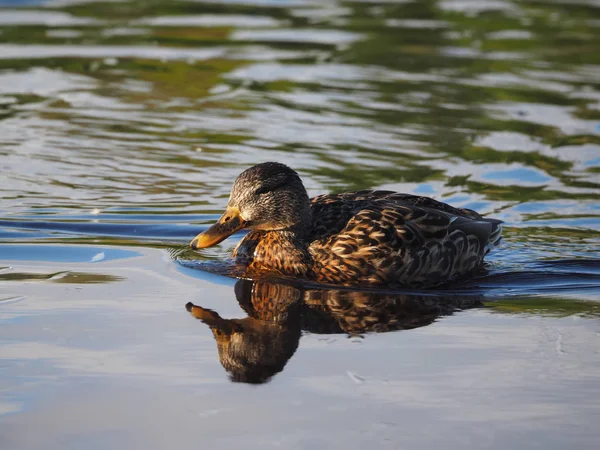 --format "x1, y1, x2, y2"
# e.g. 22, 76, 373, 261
190, 206, 246, 249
